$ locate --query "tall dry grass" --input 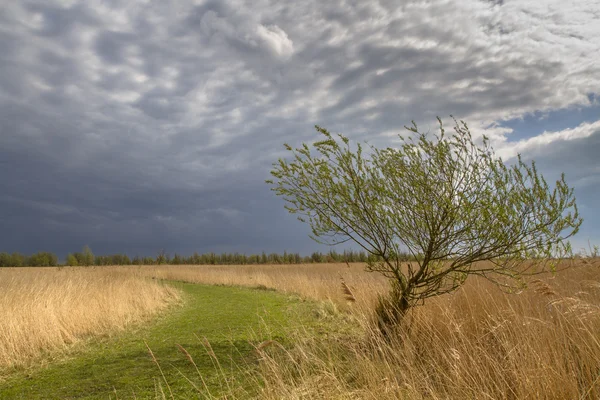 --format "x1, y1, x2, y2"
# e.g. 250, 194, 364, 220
254, 259, 600, 399
144, 260, 600, 399
144, 263, 388, 311
0, 266, 180, 372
